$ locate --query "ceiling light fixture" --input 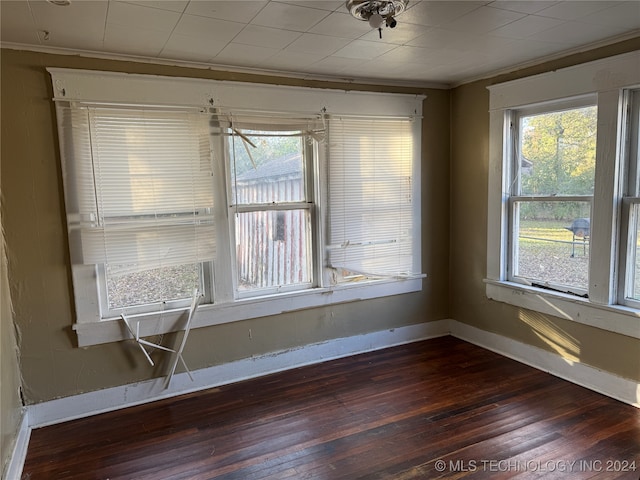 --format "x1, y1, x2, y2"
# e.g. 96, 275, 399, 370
46, 0, 71, 6
346, 0, 408, 39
